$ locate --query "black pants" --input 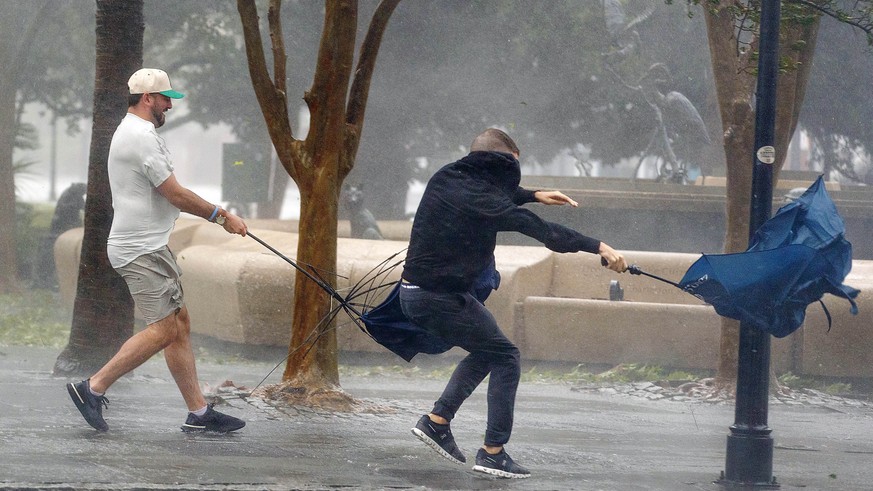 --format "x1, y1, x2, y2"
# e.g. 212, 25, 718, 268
399, 285, 521, 446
